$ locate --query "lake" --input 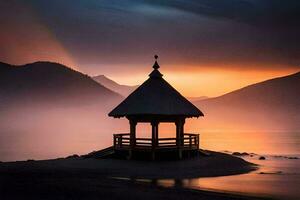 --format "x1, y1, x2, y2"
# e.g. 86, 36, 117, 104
156, 154, 300, 199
